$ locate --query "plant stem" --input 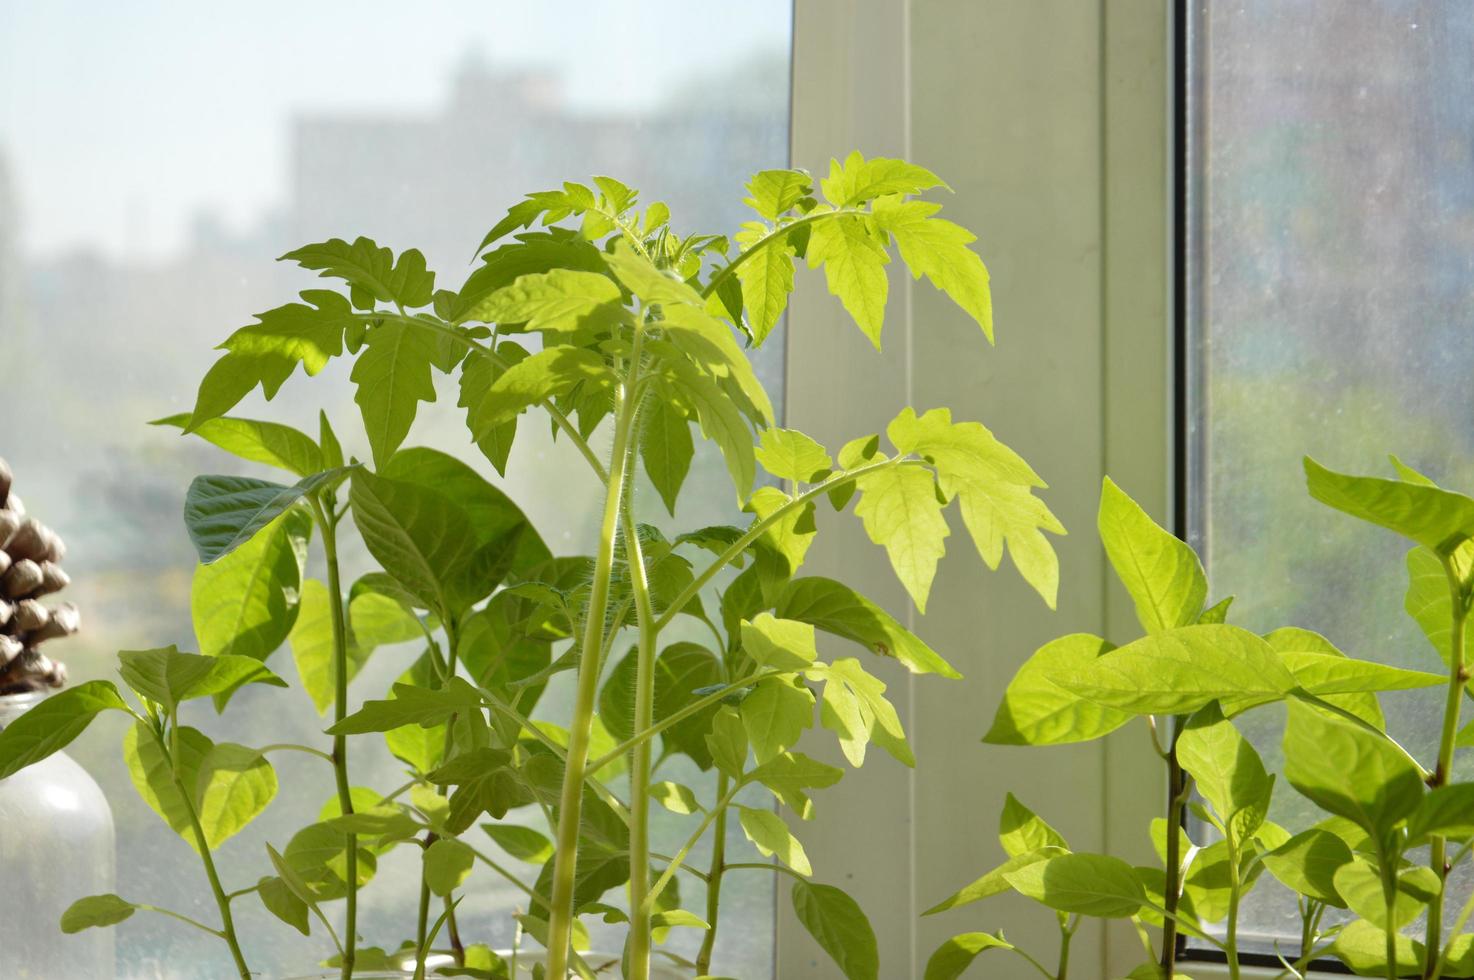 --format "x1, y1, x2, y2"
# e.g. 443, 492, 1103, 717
647, 783, 743, 911
543, 324, 645, 980
1386, 883, 1399, 980
1428, 866, 1474, 980
311, 498, 358, 980
621, 489, 659, 980
1056, 916, 1074, 980
157, 723, 251, 979
1426, 557, 1468, 976
695, 772, 731, 975
1160, 720, 1187, 979
414, 849, 433, 979
1226, 841, 1242, 980
701, 208, 867, 302
588, 673, 783, 772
